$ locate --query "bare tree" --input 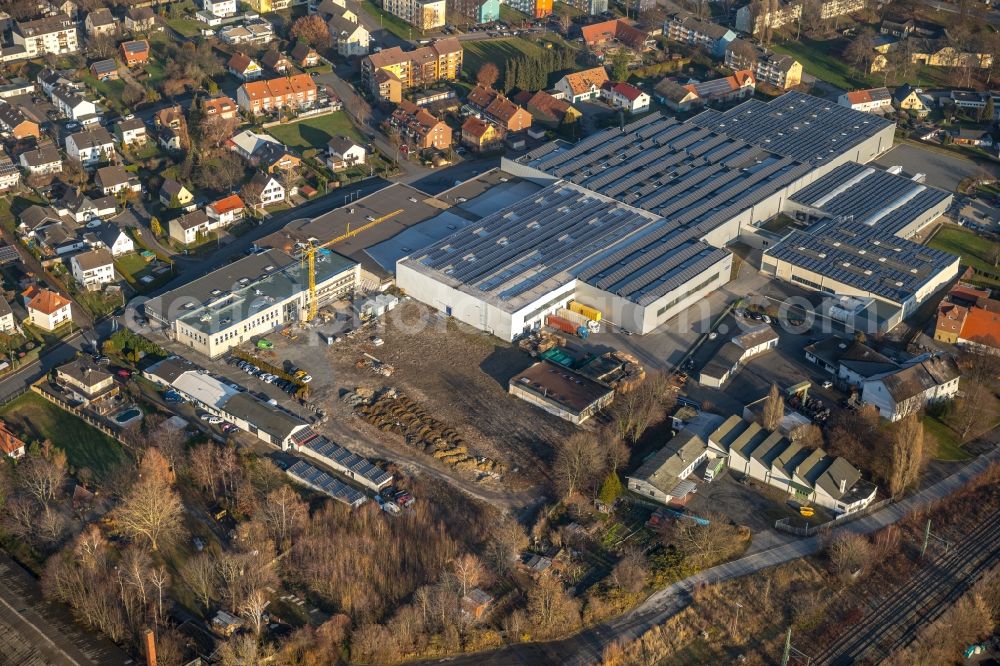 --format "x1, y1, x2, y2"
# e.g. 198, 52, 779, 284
666, 512, 747, 568
111, 448, 184, 551
827, 532, 871, 578
181, 554, 217, 612
525, 573, 581, 639
148, 566, 170, 627
609, 548, 647, 594
888, 412, 924, 497
451, 553, 486, 598
761, 384, 784, 432
240, 588, 269, 635
844, 28, 877, 73
241, 179, 266, 217
260, 485, 308, 551
19, 441, 68, 504
553, 432, 607, 499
